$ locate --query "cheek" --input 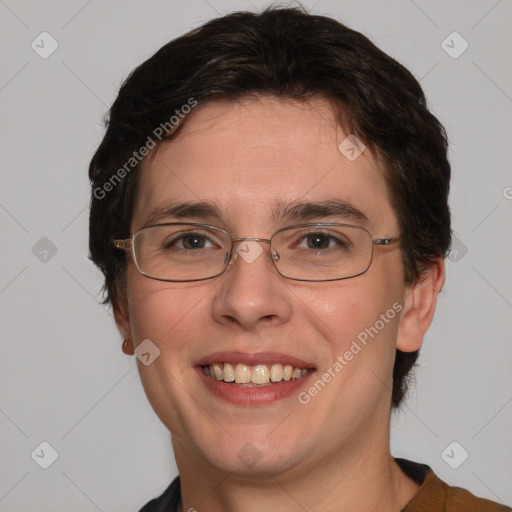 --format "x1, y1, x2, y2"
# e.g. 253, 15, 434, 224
125, 273, 219, 432
301, 272, 404, 360
126, 268, 215, 358
302, 284, 404, 415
